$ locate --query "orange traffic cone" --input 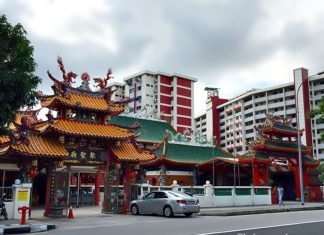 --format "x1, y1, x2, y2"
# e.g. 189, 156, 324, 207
67, 206, 74, 219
